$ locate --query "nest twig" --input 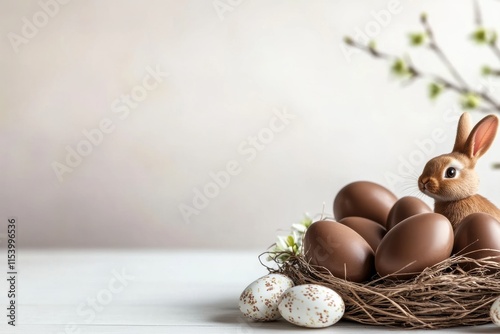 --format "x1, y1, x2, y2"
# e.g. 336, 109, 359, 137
261, 250, 500, 329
